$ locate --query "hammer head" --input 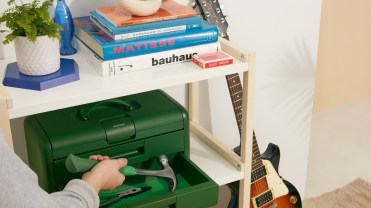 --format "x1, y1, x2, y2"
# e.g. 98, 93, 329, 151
158, 155, 177, 191
129, 155, 177, 191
